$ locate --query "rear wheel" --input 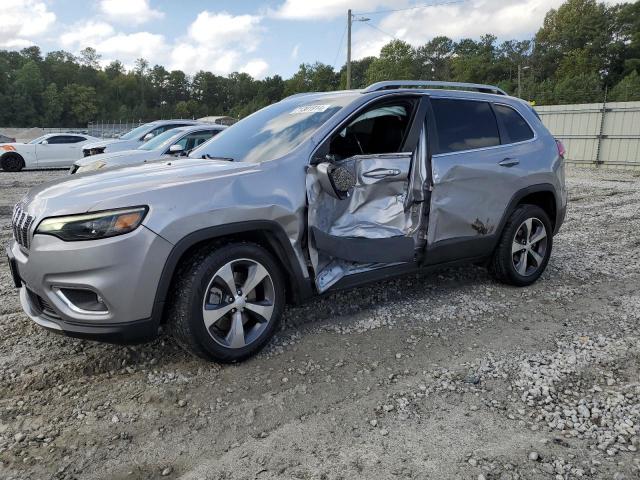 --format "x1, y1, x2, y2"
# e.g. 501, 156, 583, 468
1, 154, 24, 172
167, 242, 285, 362
490, 204, 553, 286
